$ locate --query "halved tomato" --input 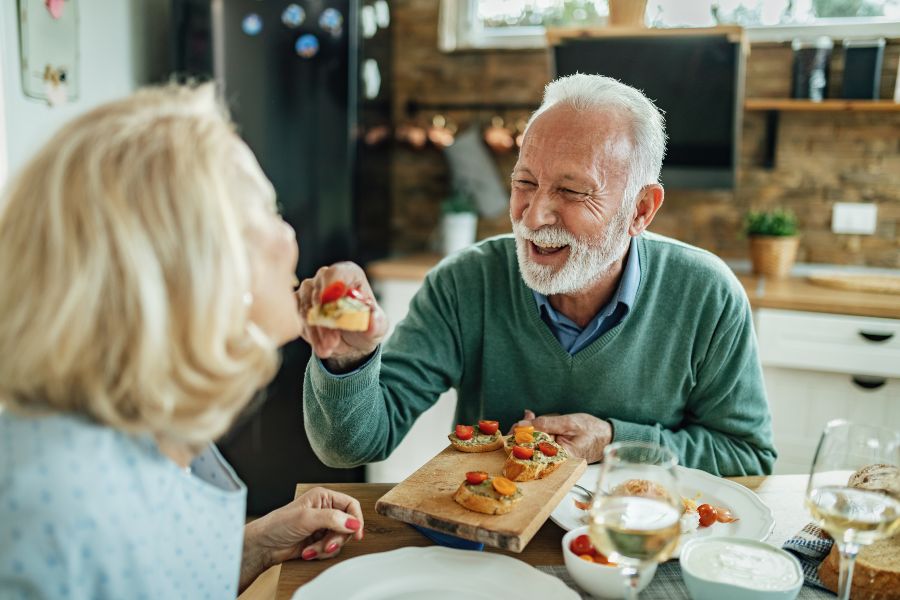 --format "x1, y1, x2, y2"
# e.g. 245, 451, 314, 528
570, 534, 596, 556
320, 281, 347, 304
491, 476, 517, 496
537, 442, 558, 457
513, 425, 535, 435
514, 430, 534, 444
697, 503, 717, 527
465, 471, 488, 485
477, 420, 499, 435
512, 445, 534, 460
455, 424, 474, 440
